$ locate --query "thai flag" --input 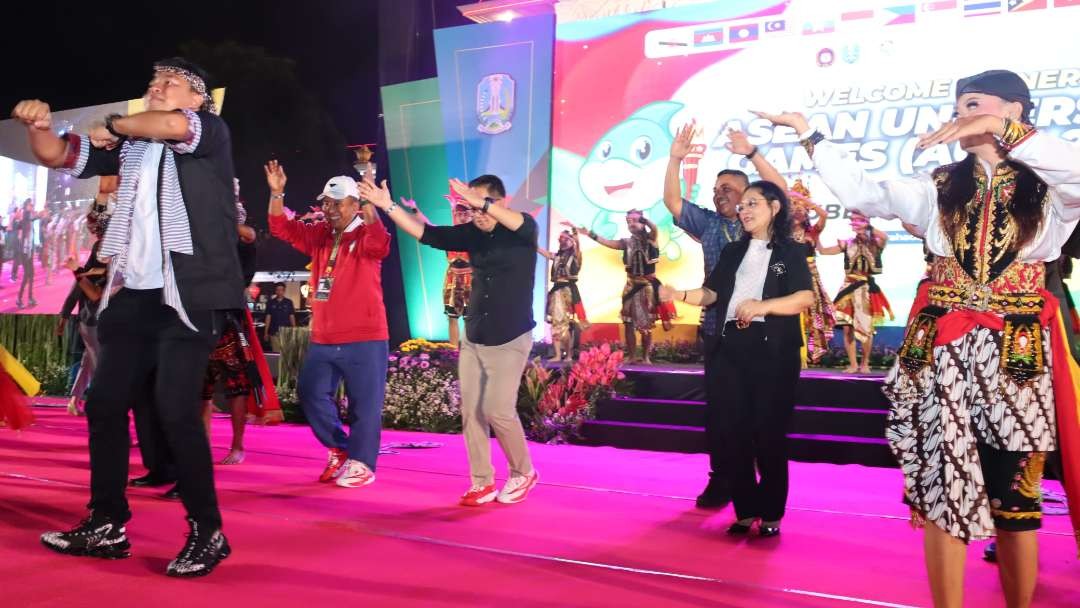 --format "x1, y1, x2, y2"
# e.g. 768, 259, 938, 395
729, 23, 759, 43
692, 27, 725, 46
964, 0, 1002, 16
